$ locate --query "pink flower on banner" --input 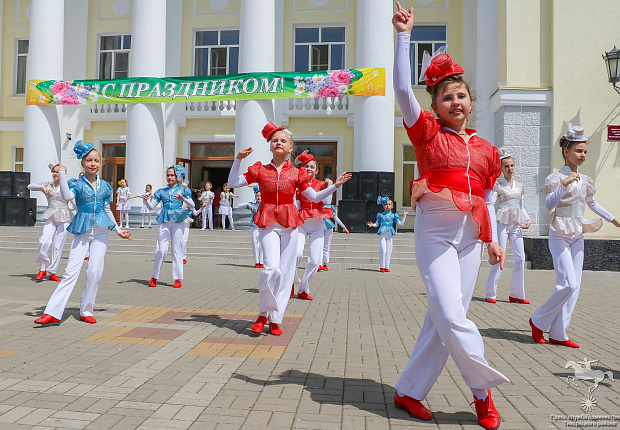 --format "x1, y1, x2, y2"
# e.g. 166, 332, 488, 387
317, 85, 341, 97
59, 94, 80, 105
330, 70, 352, 86
51, 81, 71, 96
